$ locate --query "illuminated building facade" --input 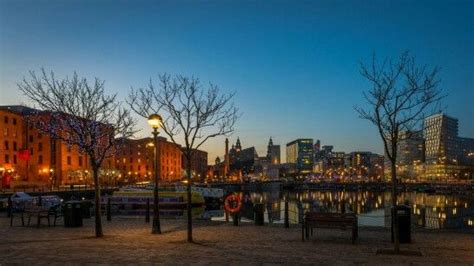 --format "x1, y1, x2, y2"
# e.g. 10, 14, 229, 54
184, 148, 208, 182
0, 105, 115, 188
286, 139, 313, 175
115, 137, 183, 183
423, 113, 474, 180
